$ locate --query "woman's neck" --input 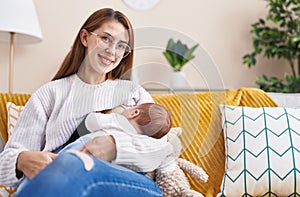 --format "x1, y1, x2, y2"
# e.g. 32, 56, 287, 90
77, 66, 106, 84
